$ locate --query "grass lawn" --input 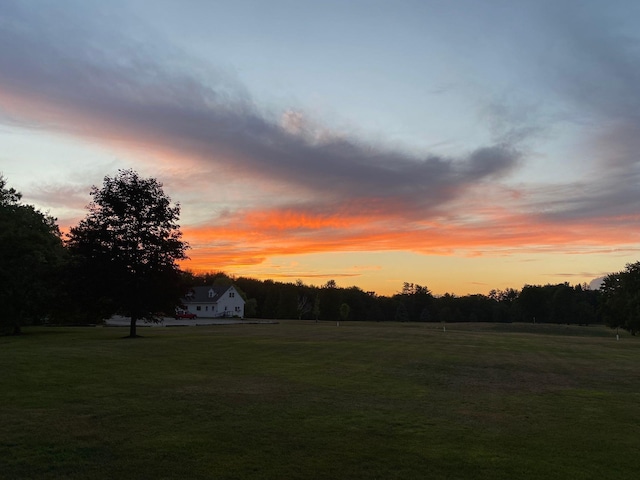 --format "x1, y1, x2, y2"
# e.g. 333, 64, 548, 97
1, 321, 638, 479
